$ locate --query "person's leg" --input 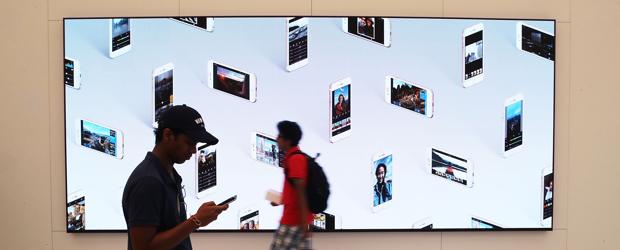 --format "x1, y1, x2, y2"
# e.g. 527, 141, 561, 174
271, 225, 305, 250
